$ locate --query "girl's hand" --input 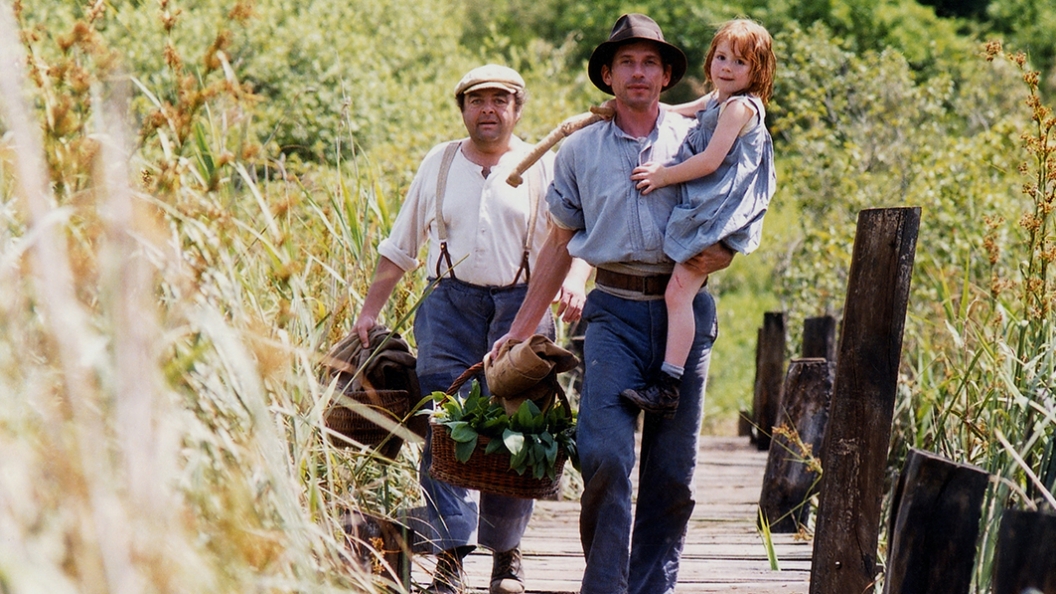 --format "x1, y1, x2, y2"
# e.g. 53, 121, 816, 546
631, 162, 670, 195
